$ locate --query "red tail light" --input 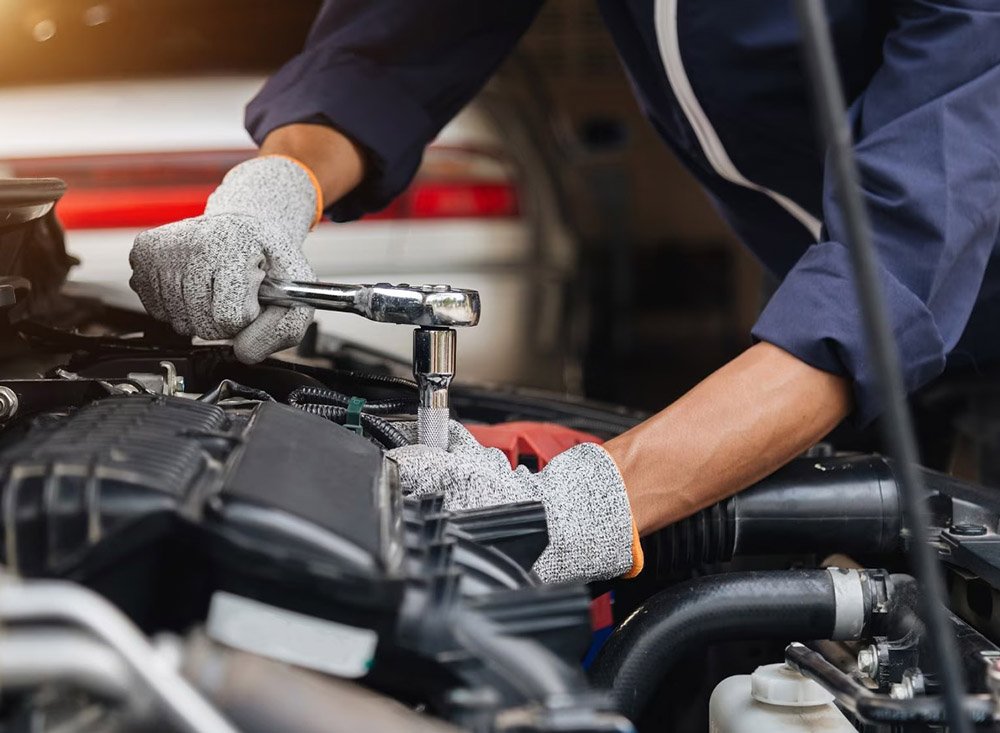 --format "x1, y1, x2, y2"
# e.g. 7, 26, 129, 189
8, 150, 247, 230
411, 181, 519, 218
364, 146, 521, 221
56, 185, 219, 229
365, 181, 519, 221
5, 145, 520, 229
